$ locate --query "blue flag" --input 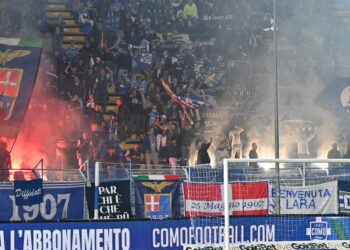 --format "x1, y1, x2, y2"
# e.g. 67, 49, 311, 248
1, 181, 85, 221
317, 78, 350, 128
0, 39, 42, 137
132, 52, 158, 72
14, 178, 43, 206
339, 180, 350, 214
134, 180, 181, 219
